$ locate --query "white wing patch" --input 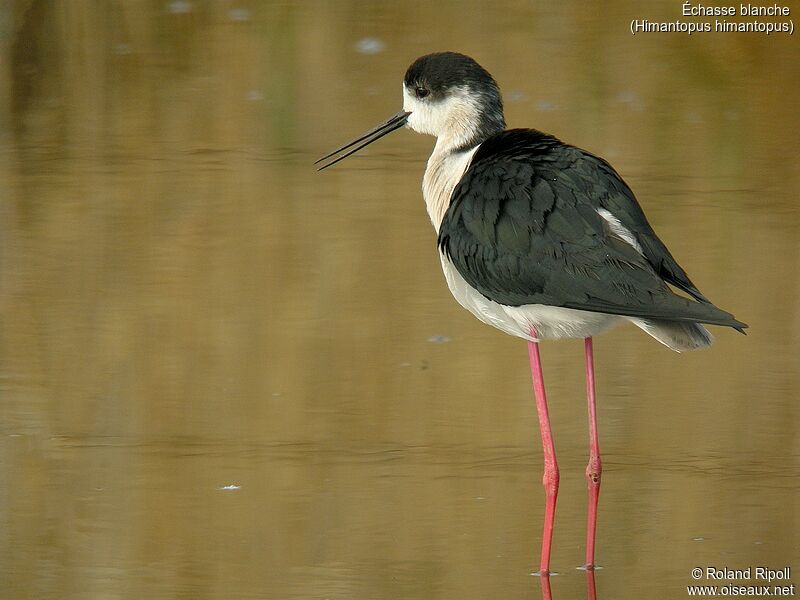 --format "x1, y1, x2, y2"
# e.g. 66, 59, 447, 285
596, 208, 644, 255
